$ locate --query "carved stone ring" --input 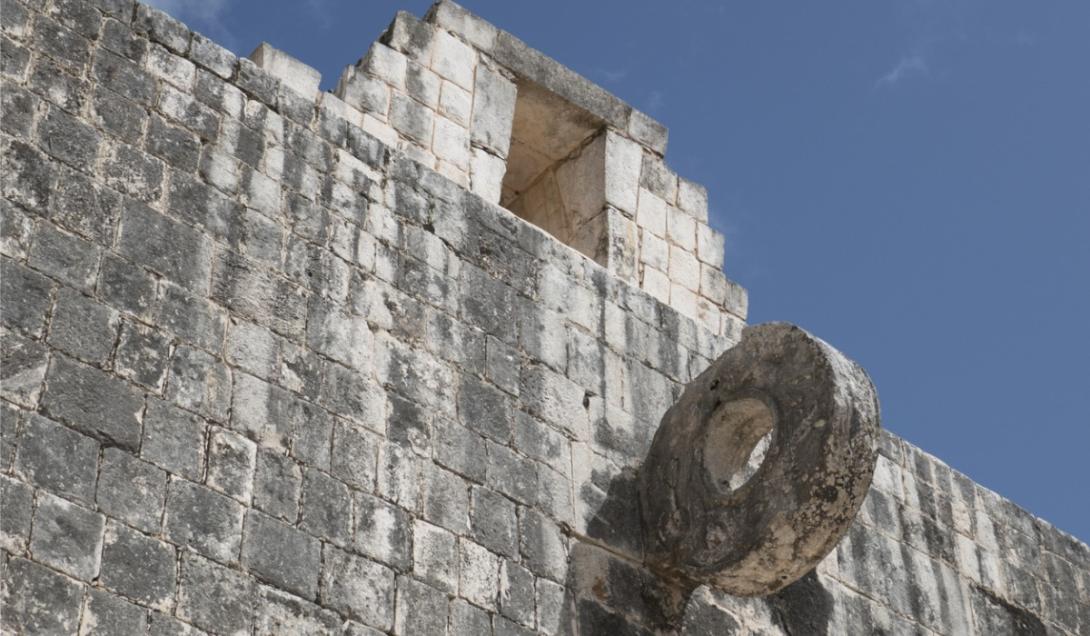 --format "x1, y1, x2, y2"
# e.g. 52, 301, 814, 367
639, 322, 881, 596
